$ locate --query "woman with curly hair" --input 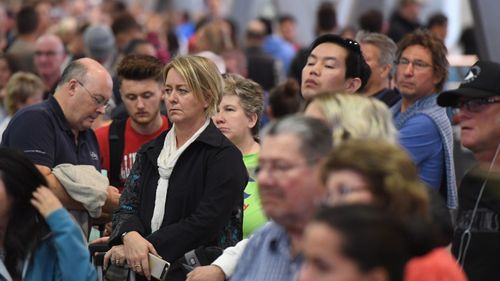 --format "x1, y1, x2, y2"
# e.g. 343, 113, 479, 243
303, 139, 466, 281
